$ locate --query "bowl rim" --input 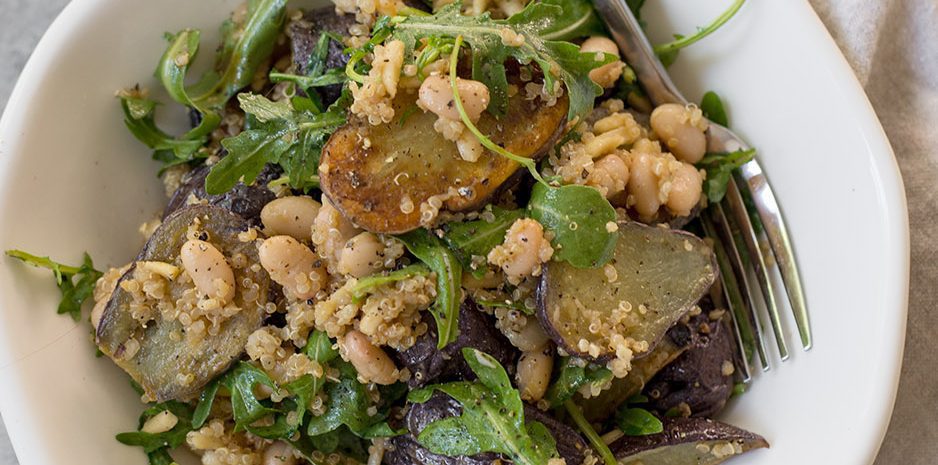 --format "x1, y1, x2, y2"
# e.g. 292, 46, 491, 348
0, 0, 910, 464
